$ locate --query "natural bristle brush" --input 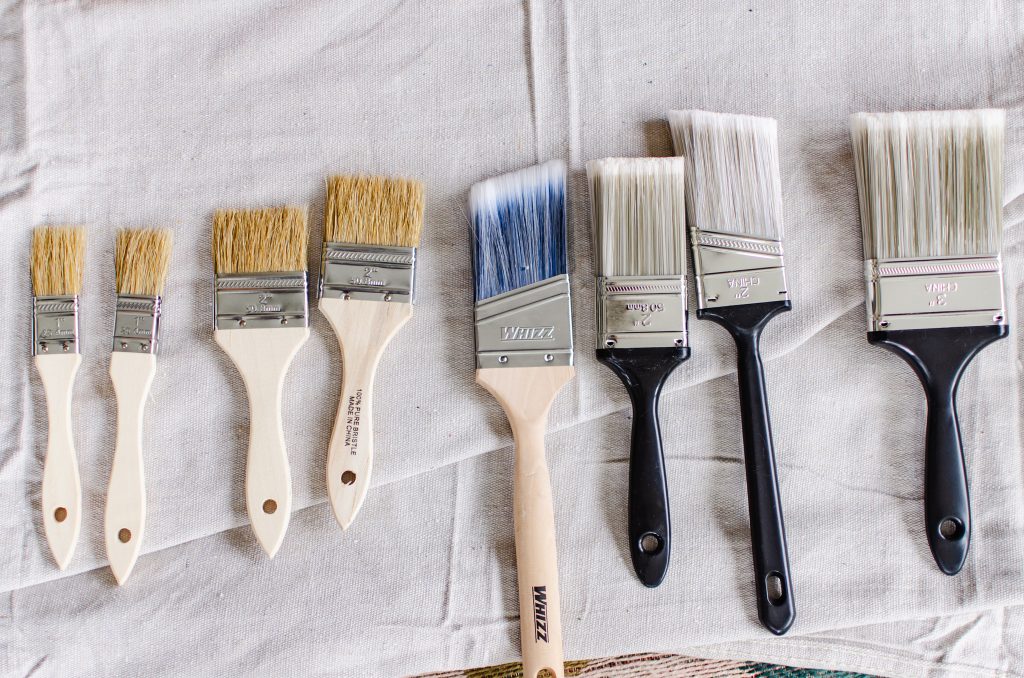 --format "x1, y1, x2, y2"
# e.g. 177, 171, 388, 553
850, 109, 1007, 575
586, 157, 690, 587
31, 225, 86, 570
105, 228, 172, 584
669, 110, 796, 635
469, 160, 573, 678
319, 175, 424, 530
212, 207, 310, 558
